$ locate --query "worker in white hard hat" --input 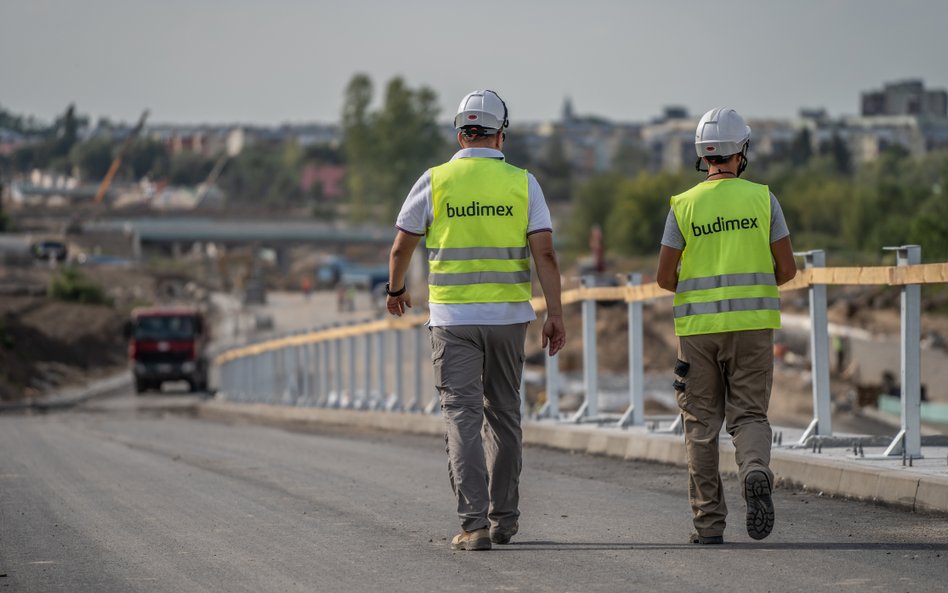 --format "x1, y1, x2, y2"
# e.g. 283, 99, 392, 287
385, 89, 566, 551
656, 107, 797, 545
